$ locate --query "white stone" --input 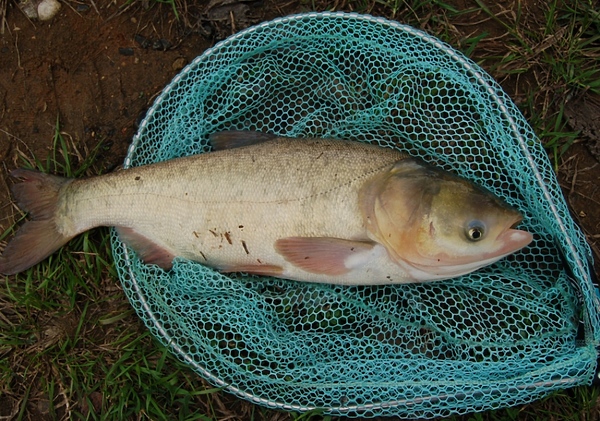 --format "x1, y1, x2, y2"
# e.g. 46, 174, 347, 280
37, 0, 61, 21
